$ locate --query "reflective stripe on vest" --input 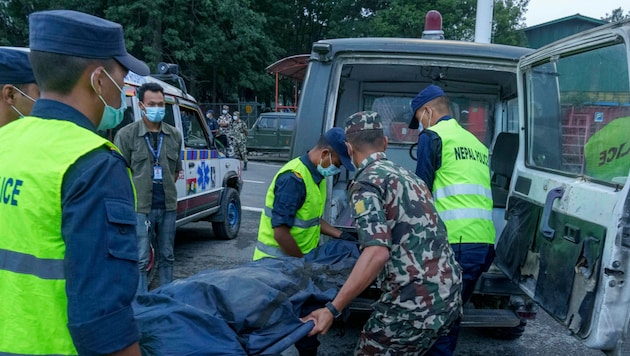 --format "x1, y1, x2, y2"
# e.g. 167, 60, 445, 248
0, 117, 118, 355
255, 241, 288, 258
0, 249, 65, 280
263, 206, 320, 229
429, 119, 496, 245
254, 157, 326, 260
